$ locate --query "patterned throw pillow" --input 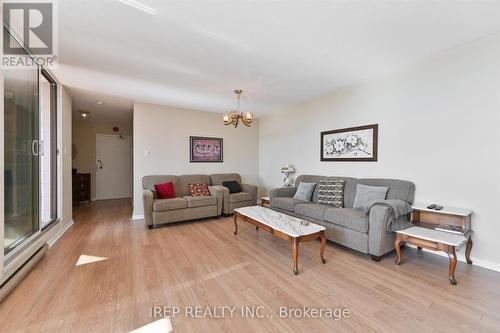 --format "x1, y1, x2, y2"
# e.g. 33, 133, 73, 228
317, 179, 344, 207
189, 183, 210, 197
